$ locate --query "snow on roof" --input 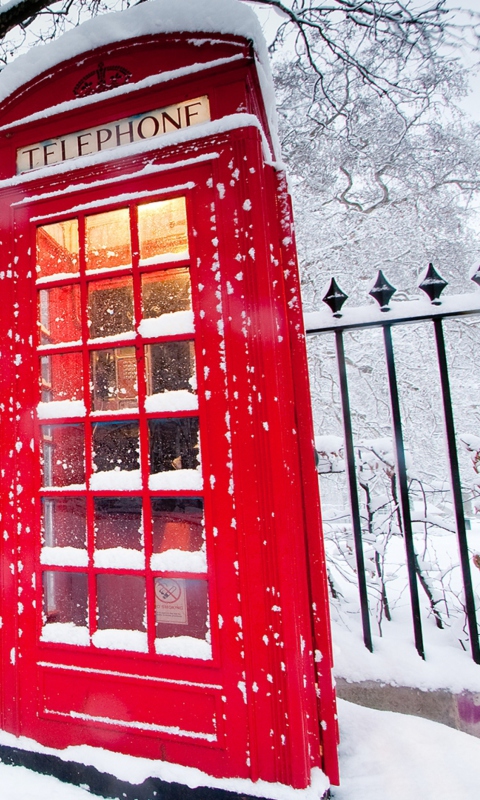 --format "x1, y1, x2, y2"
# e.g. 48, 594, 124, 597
0, 0, 269, 105
0, 0, 281, 159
